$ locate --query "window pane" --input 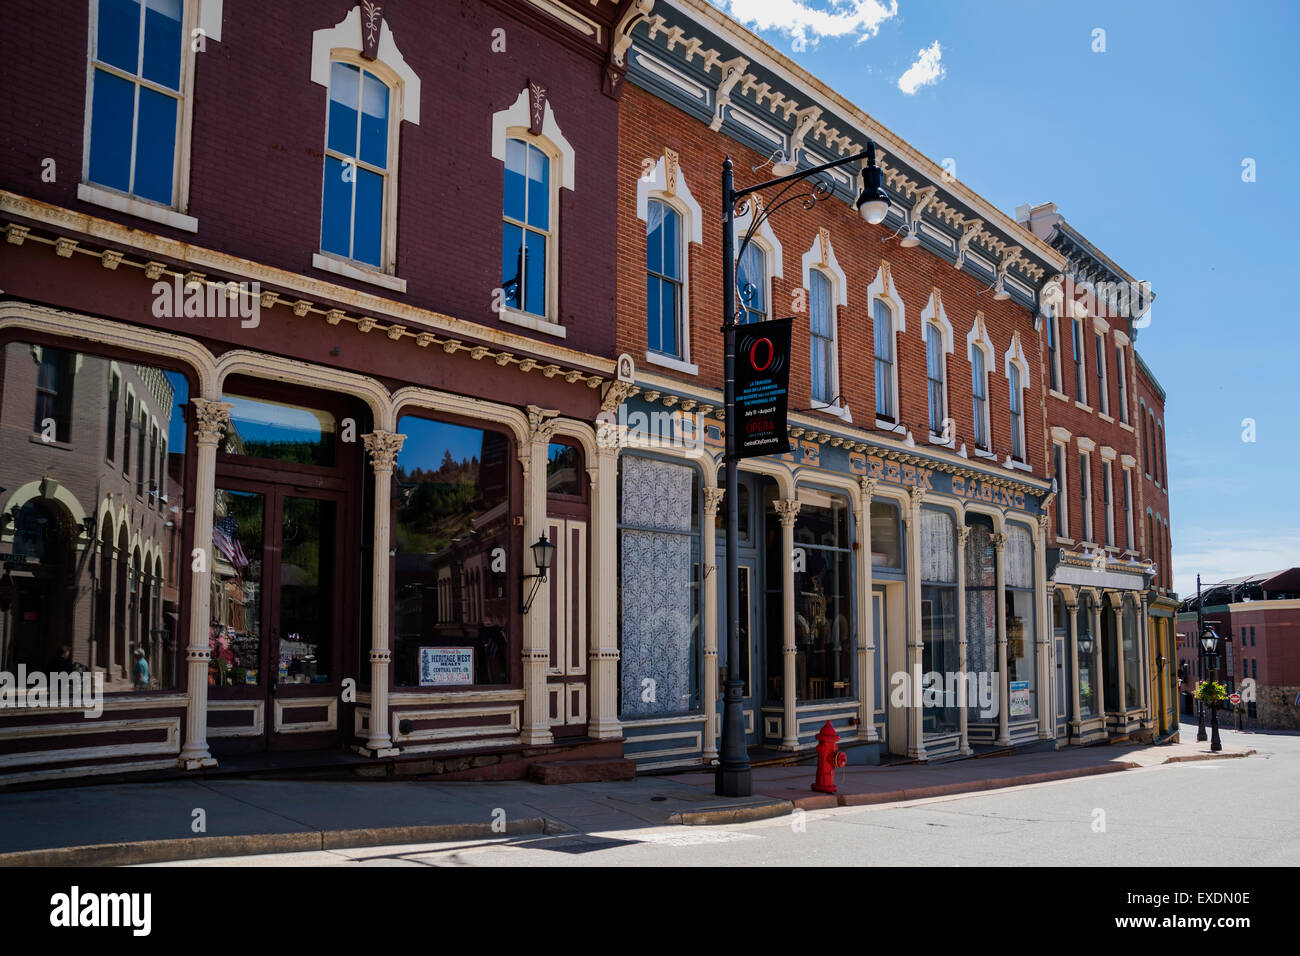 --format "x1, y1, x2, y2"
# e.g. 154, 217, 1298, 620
501, 222, 524, 310
359, 70, 389, 169
646, 275, 661, 352
810, 272, 830, 336
503, 138, 526, 222
662, 206, 680, 280
526, 144, 549, 231
523, 228, 546, 316
222, 394, 337, 466
737, 245, 764, 320
133, 86, 177, 203
869, 501, 900, 567
321, 155, 352, 258
88, 69, 135, 193
546, 441, 583, 495
660, 278, 678, 356
98, 0, 142, 74
326, 62, 360, 157
141, 0, 182, 90
646, 201, 663, 275
873, 300, 891, 359
352, 166, 384, 267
